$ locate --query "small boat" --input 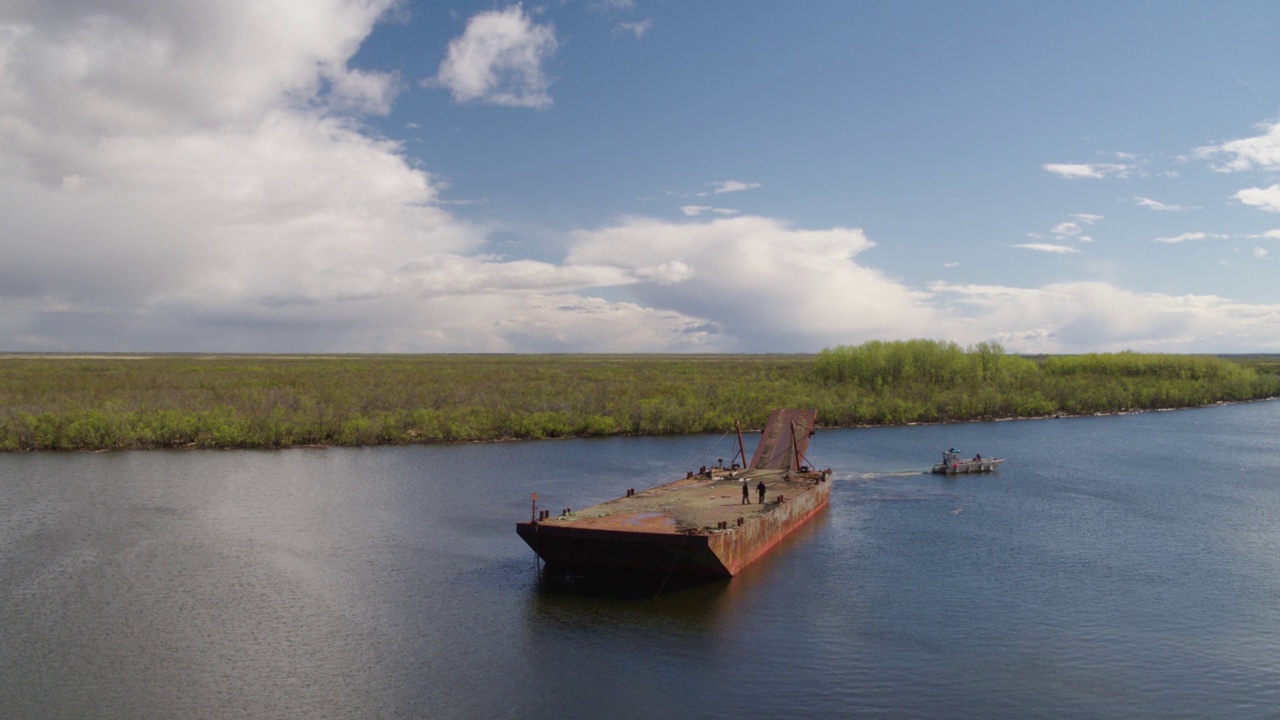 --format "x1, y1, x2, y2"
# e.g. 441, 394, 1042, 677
932, 450, 1004, 474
